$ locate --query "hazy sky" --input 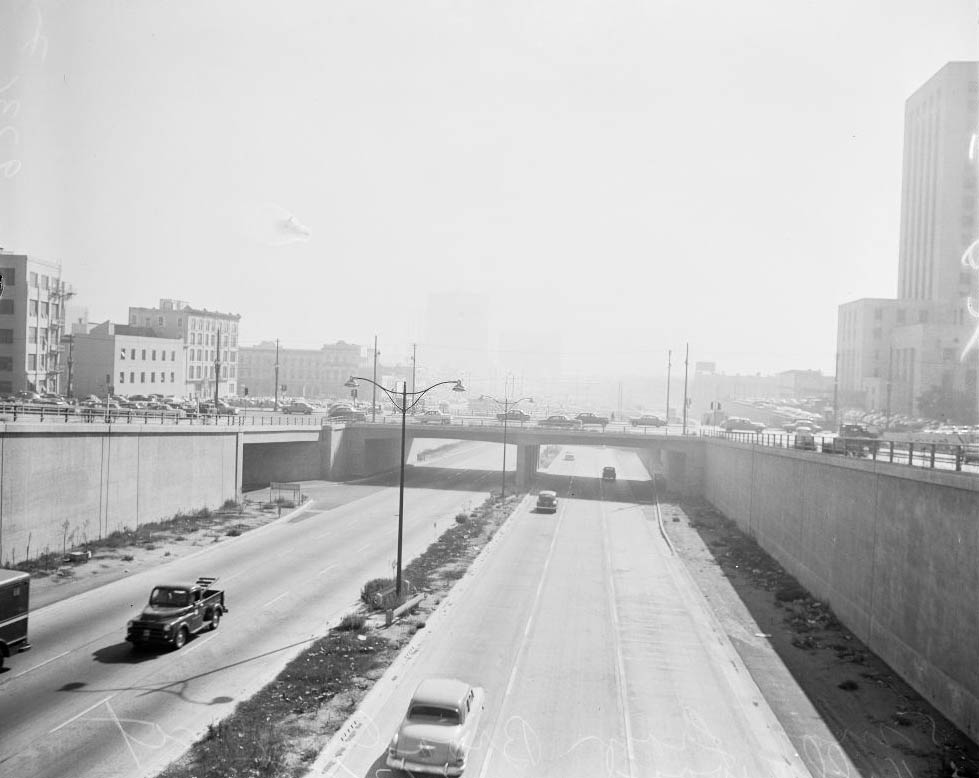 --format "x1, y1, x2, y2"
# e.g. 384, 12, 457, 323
1, 0, 976, 378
